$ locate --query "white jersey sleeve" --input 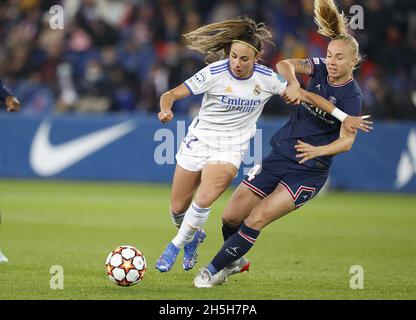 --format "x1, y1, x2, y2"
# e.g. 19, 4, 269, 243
270, 72, 287, 95
183, 65, 213, 95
